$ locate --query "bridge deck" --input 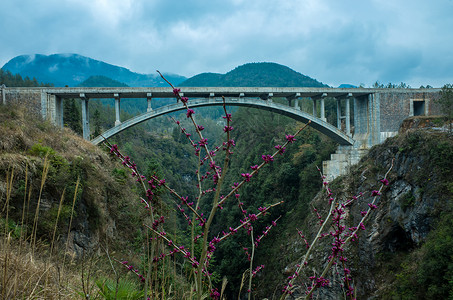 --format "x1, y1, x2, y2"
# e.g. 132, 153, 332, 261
40, 87, 381, 99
